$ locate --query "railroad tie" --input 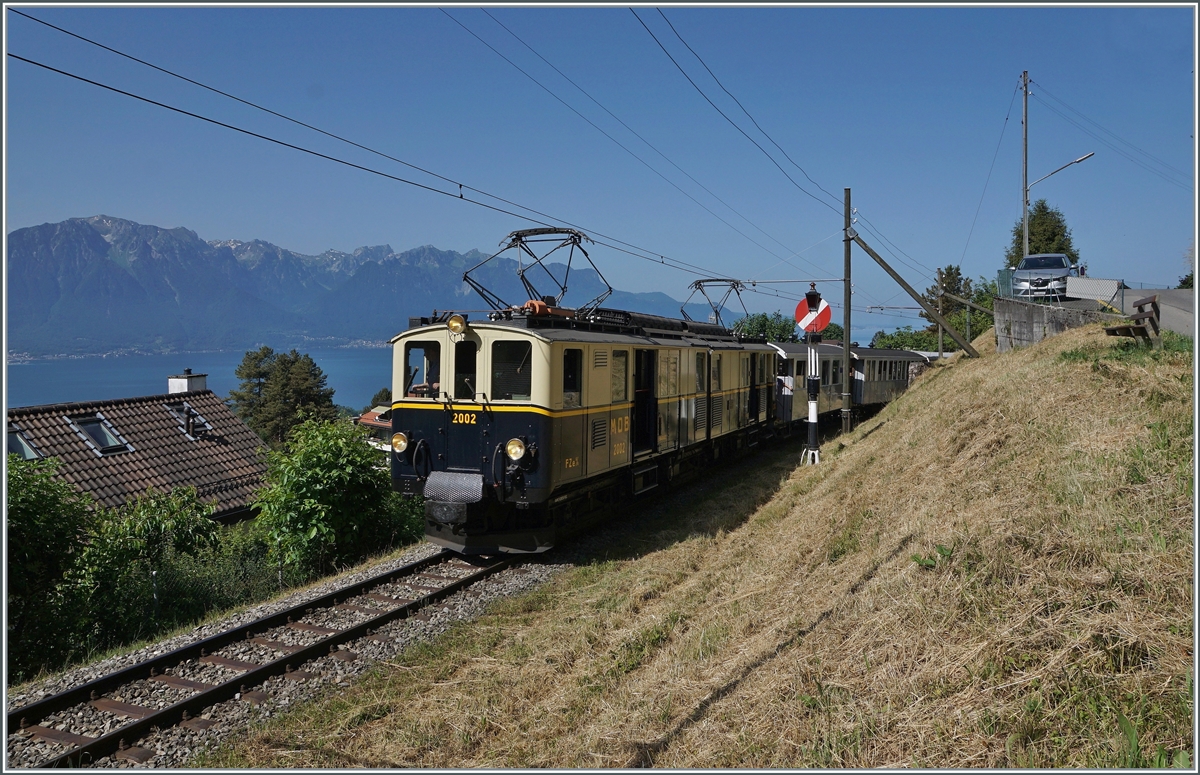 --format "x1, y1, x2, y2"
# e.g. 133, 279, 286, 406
26, 726, 96, 747
250, 637, 305, 654
90, 698, 155, 720
114, 741, 154, 764
199, 654, 259, 671
286, 621, 340, 635
363, 593, 411, 605
151, 674, 214, 692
